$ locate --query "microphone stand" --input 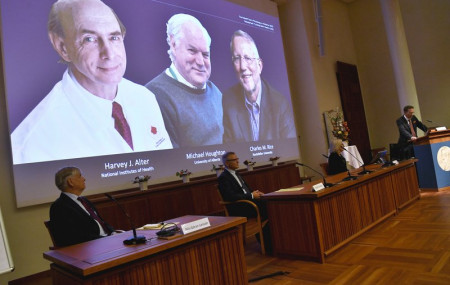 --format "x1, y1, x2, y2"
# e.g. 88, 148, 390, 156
426, 119, 445, 127
105, 194, 147, 245
343, 148, 372, 175
296, 162, 333, 188
341, 169, 358, 181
